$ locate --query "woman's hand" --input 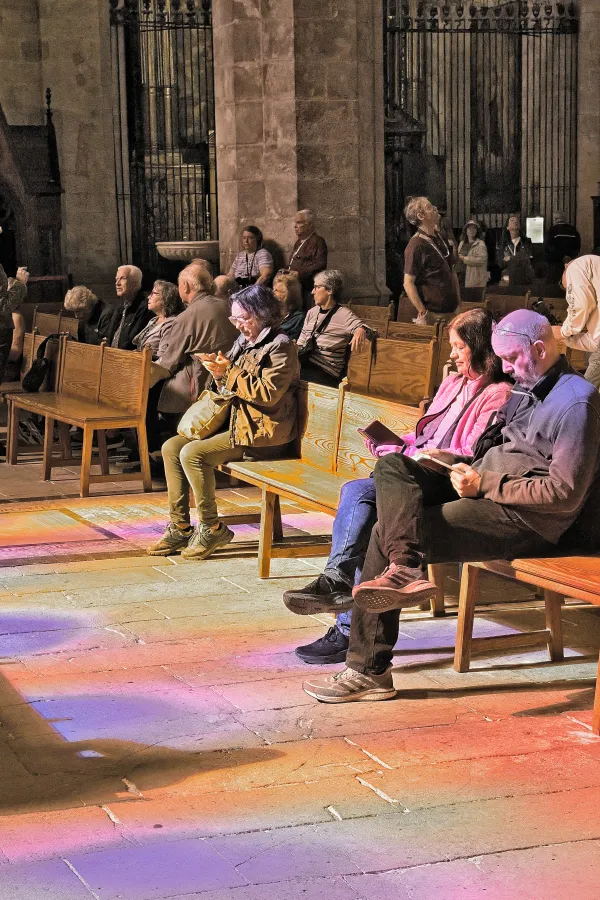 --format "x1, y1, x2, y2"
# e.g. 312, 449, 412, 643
364, 438, 403, 458
350, 326, 368, 354
201, 350, 230, 380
